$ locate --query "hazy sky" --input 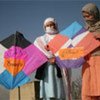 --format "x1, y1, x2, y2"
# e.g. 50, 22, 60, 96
0, 0, 100, 42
